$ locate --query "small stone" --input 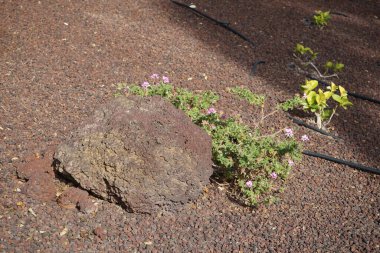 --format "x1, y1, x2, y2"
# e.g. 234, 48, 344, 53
24, 173, 56, 202
77, 199, 98, 214
28, 208, 37, 217
57, 187, 89, 210
17, 157, 54, 180
144, 241, 153, 246
59, 227, 68, 237
93, 227, 107, 240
